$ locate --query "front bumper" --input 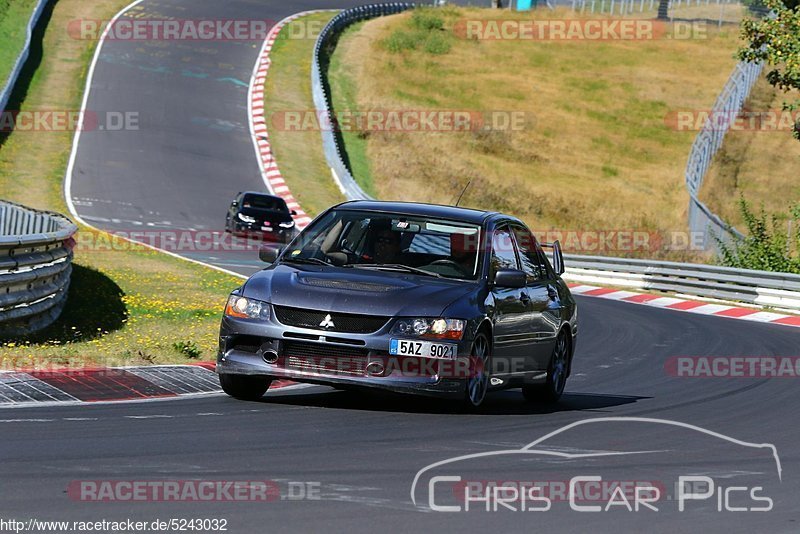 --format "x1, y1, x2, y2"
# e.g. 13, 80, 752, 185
217, 315, 472, 398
